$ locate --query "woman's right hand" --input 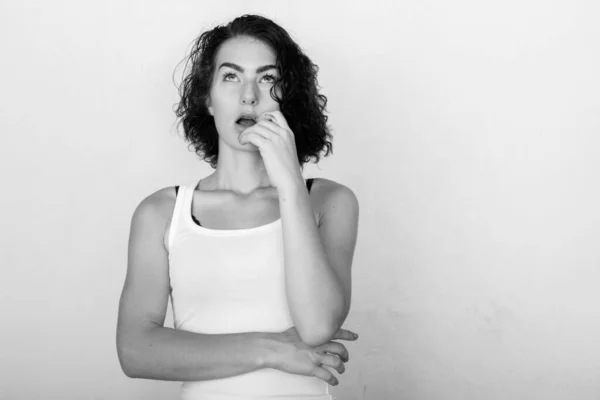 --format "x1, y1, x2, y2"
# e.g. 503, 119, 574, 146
264, 326, 359, 386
